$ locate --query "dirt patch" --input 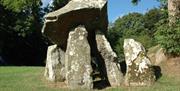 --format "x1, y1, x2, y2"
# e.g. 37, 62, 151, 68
160, 57, 180, 77
47, 82, 67, 88
40, 72, 68, 89
147, 45, 180, 77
